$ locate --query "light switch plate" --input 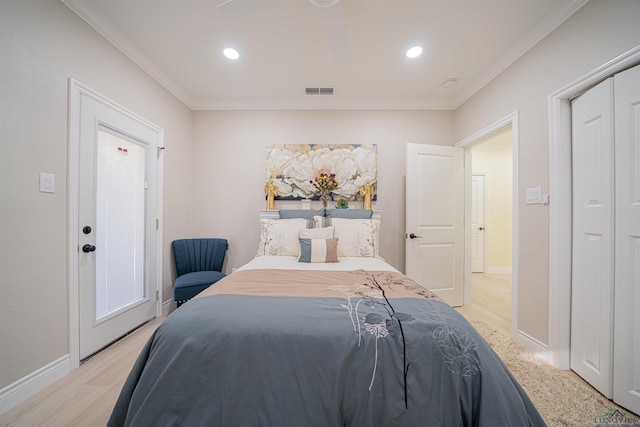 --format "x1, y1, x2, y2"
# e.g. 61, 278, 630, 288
39, 172, 55, 193
525, 187, 542, 205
